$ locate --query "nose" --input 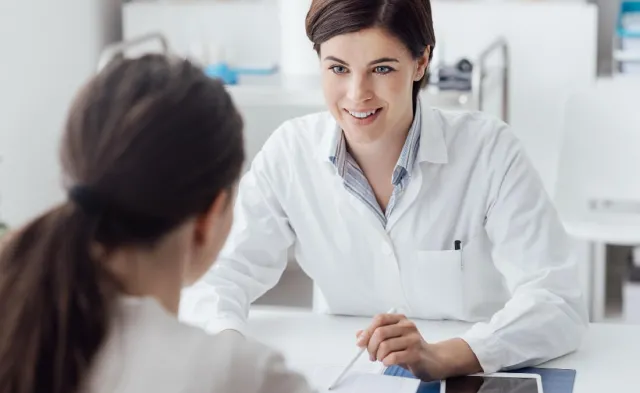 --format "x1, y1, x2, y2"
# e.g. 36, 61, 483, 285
346, 73, 373, 103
